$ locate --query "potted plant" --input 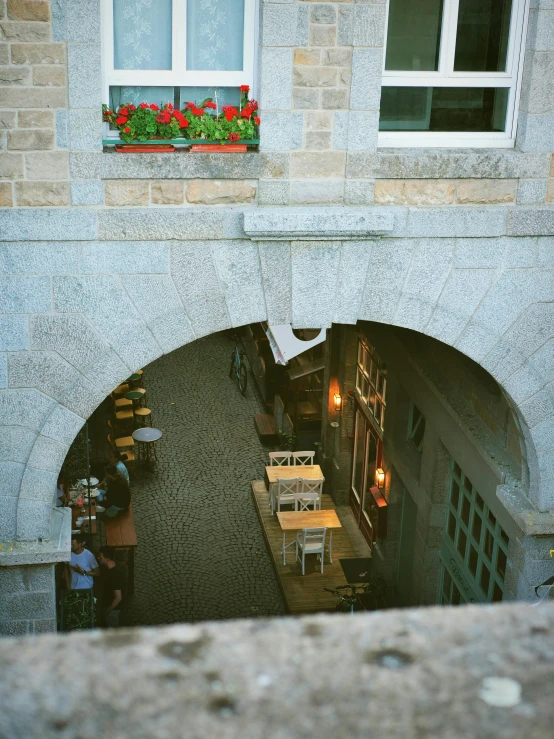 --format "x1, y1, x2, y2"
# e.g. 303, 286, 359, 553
102, 85, 260, 153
